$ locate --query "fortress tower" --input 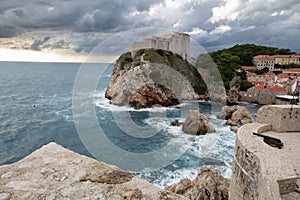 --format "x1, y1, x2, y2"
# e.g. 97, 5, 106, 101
230, 105, 300, 199
129, 32, 191, 61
